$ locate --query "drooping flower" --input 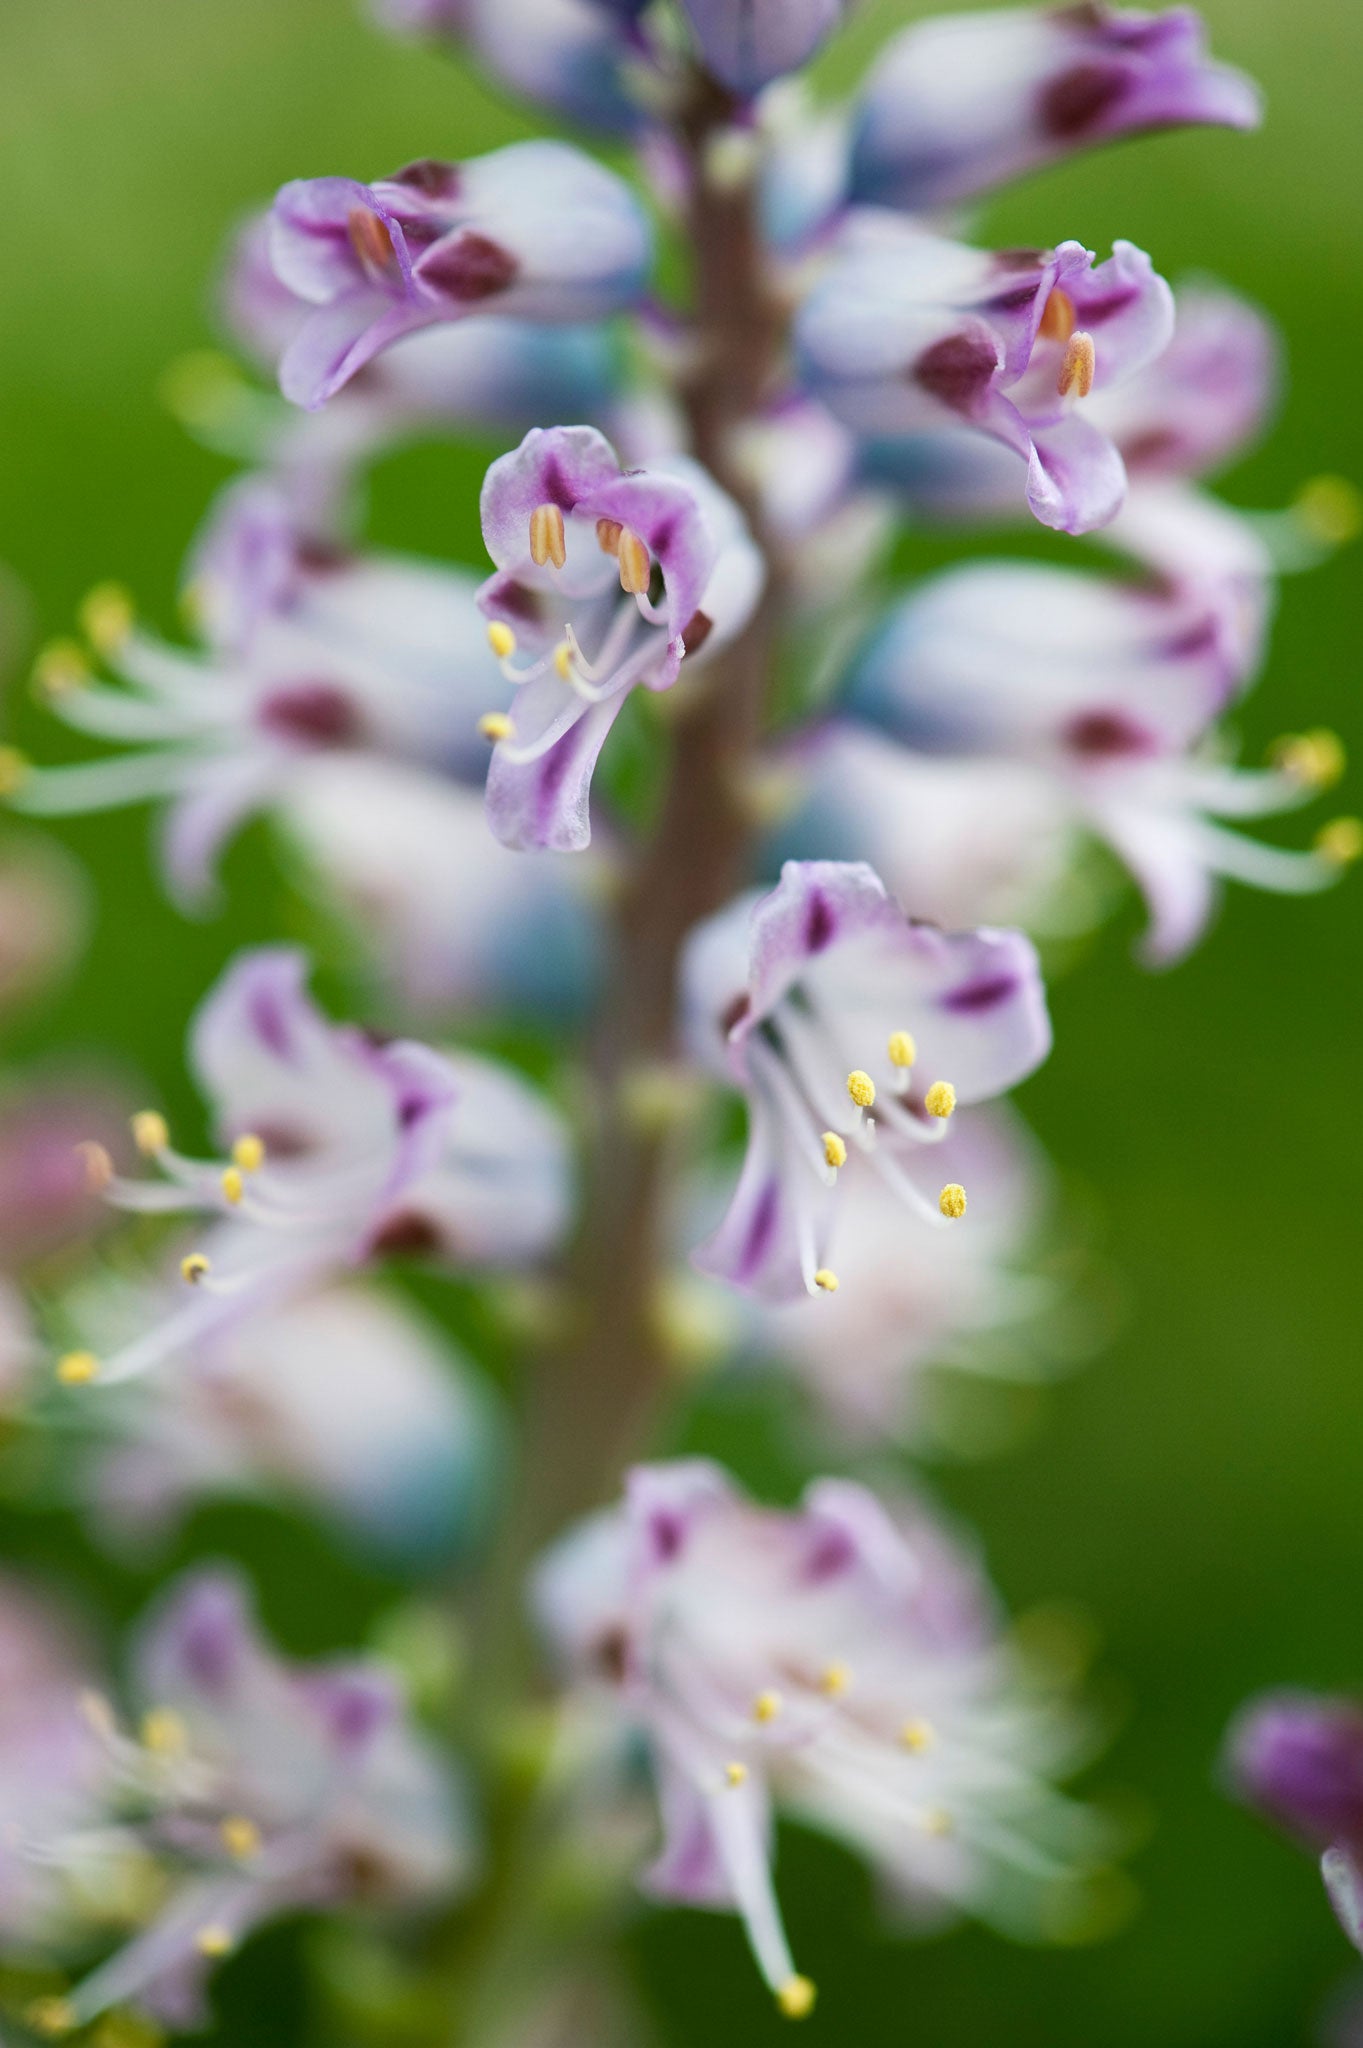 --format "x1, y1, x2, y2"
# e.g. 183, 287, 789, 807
52, 946, 571, 1386
680, 860, 1051, 1301
673, 0, 852, 97
849, 4, 1260, 214
839, 559, 1345, 963
795, 224, 1175, 533
1226, 1693, 1363, 1954
268, 144, 653, 408
535, 1461, 1103, 2010
477, 425, 764, 851
370, 0, 650, 133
